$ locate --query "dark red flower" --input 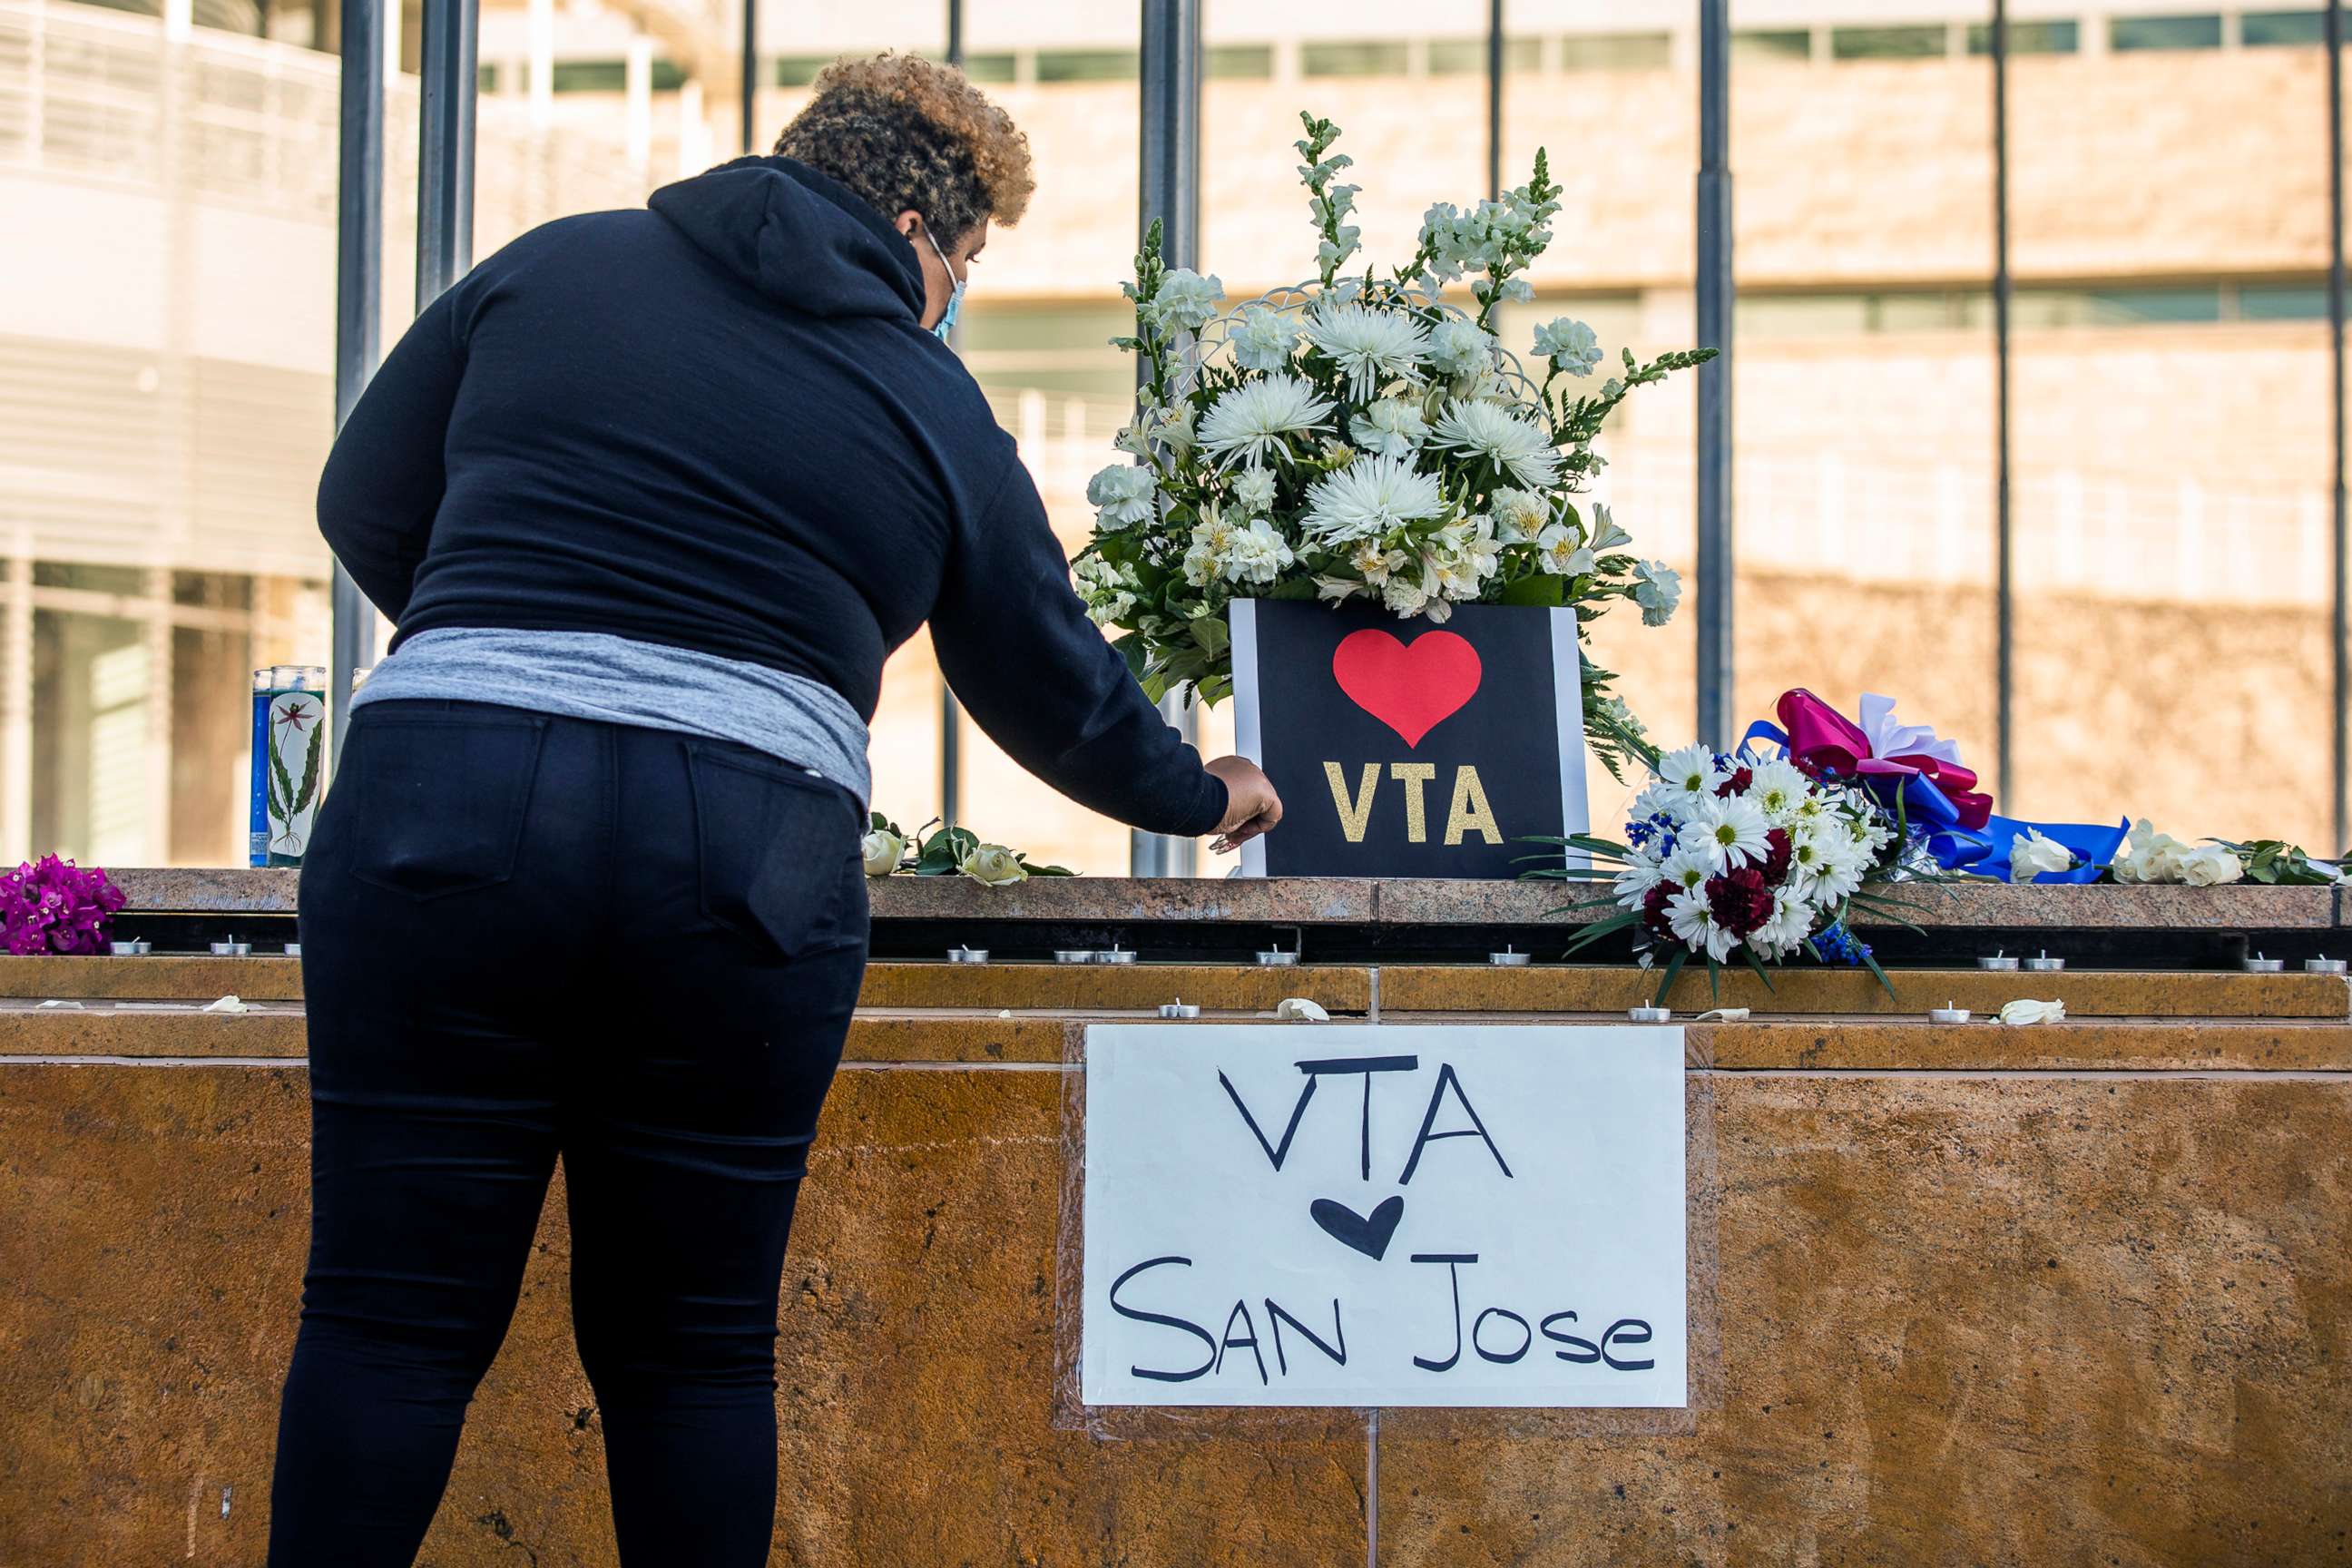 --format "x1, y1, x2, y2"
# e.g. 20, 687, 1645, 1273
1759, 828, 1793, 884
1714, 766, 1754, 798
1641, 882, 1676, 940
1707, 867, 1775, 937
